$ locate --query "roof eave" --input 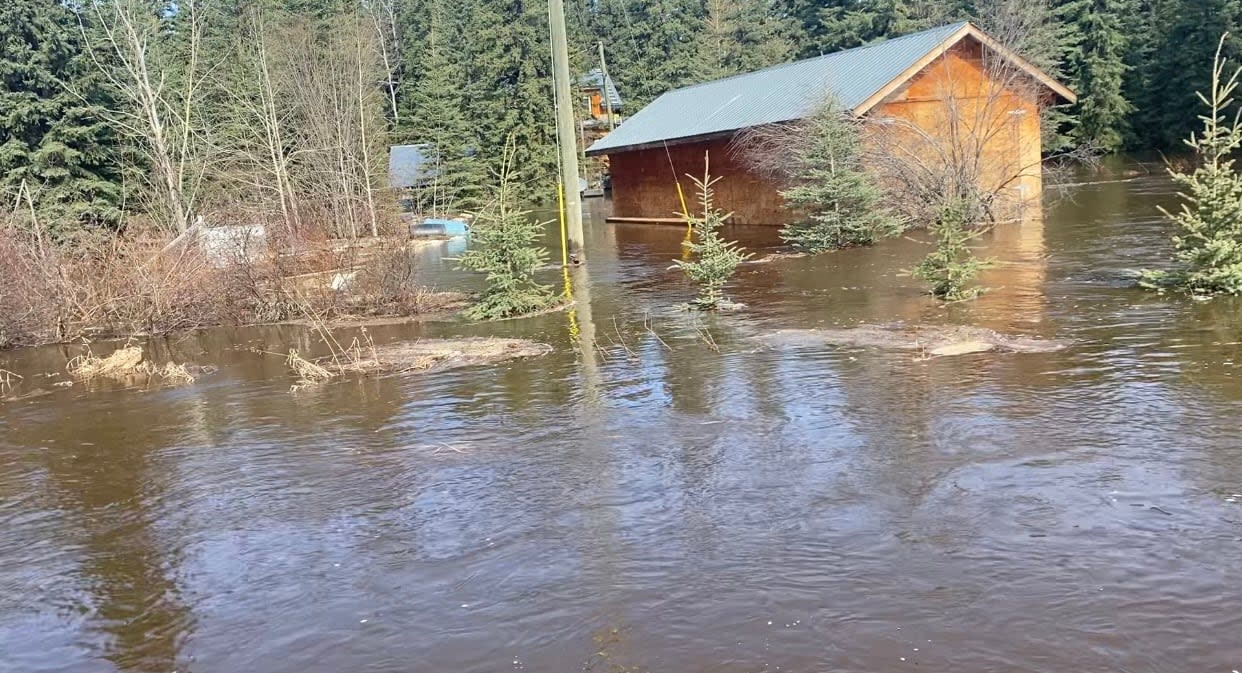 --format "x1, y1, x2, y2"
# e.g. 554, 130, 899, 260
585, 129, 743, 157
965, 24, 1077, 103
851, 22, 1076, 116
